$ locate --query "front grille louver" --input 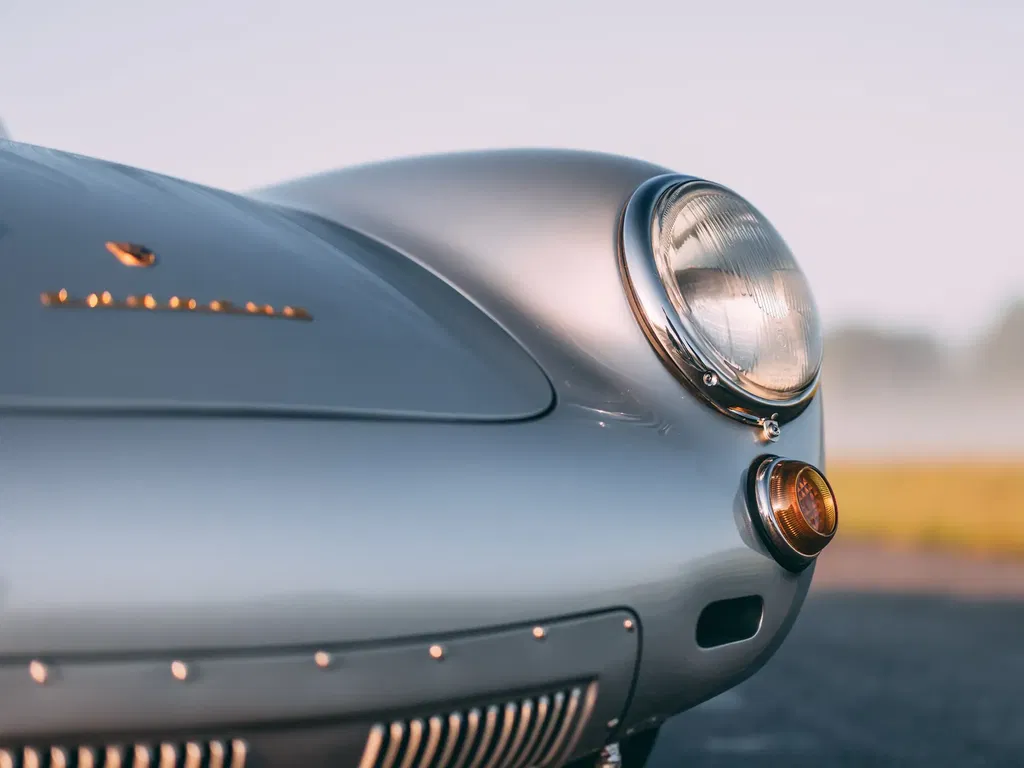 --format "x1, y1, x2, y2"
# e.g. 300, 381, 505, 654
359, 683, 599, 768
0, 739, 247, 768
